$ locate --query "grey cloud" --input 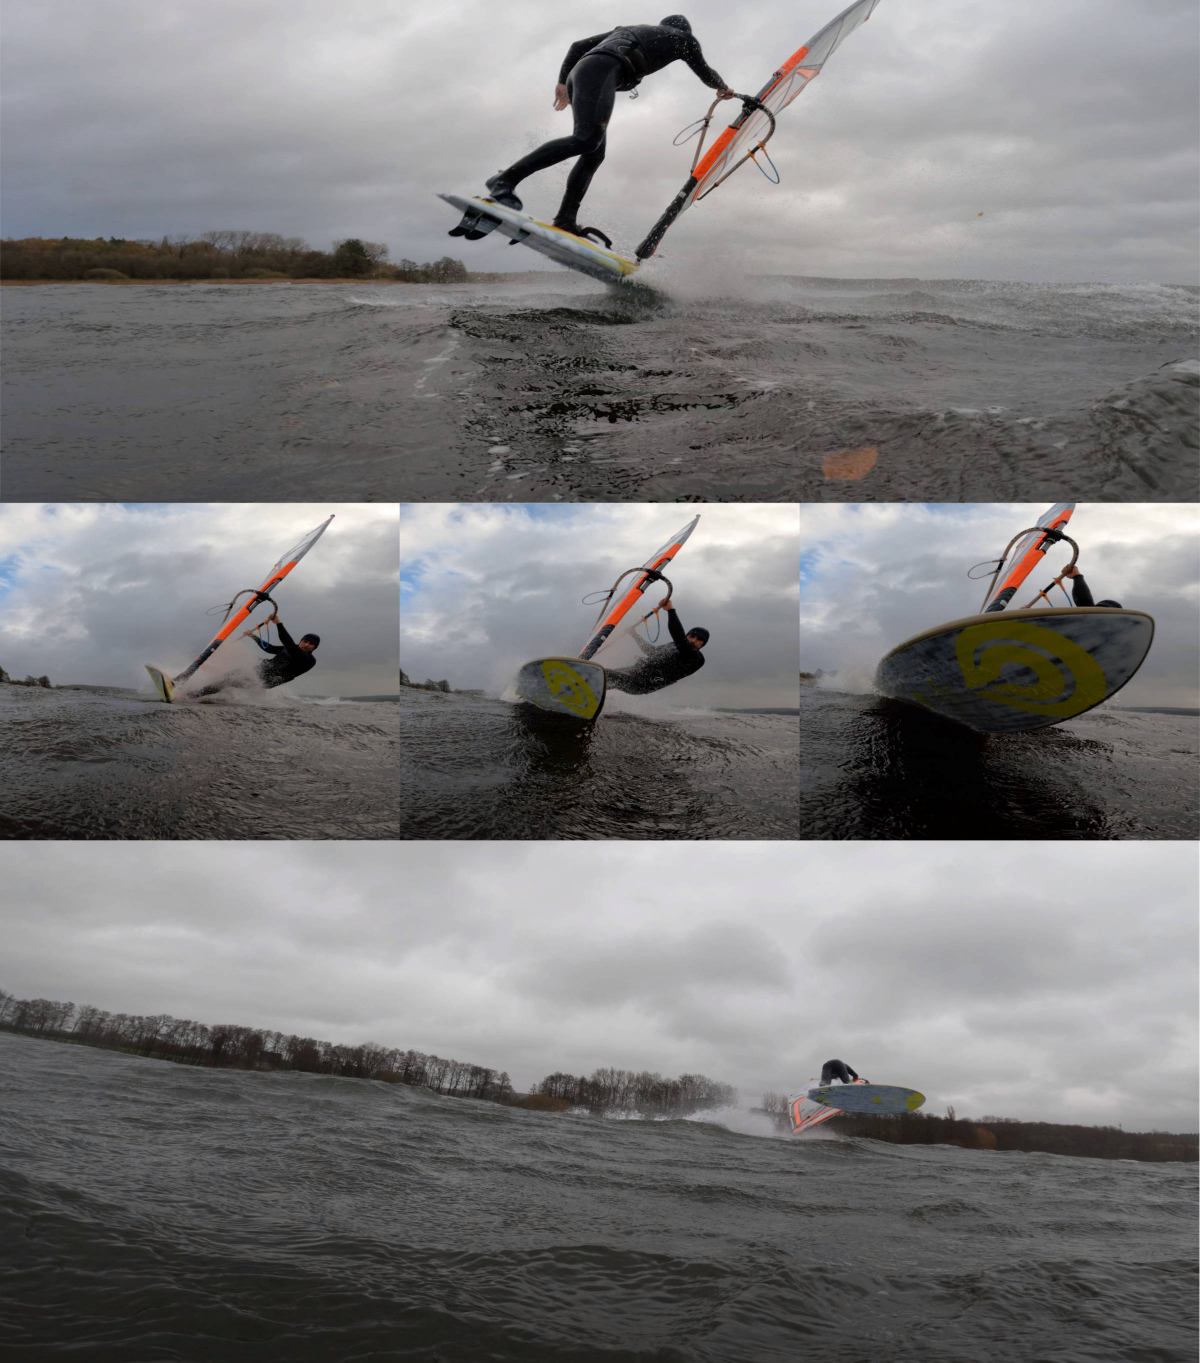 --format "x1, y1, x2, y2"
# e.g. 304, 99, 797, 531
401, 505, 799, 707
0, 840, 1194, 1131
799, 505, 1199, 706
2, 0, 1195, 281
0, 504, 398, 695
